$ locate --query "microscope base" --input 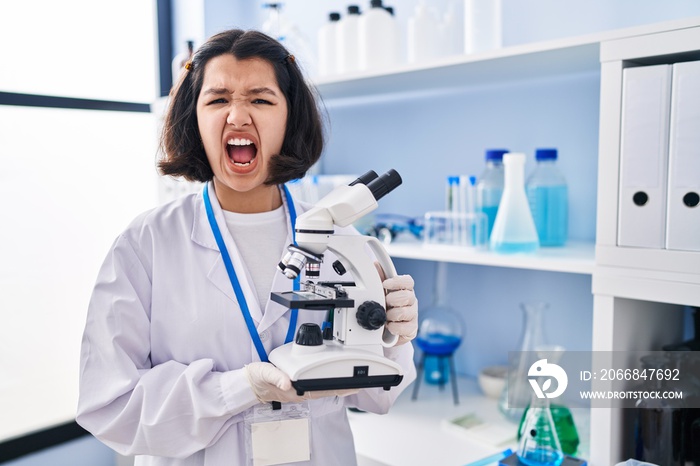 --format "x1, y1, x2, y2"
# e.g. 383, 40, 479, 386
268, 341, 404, 395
